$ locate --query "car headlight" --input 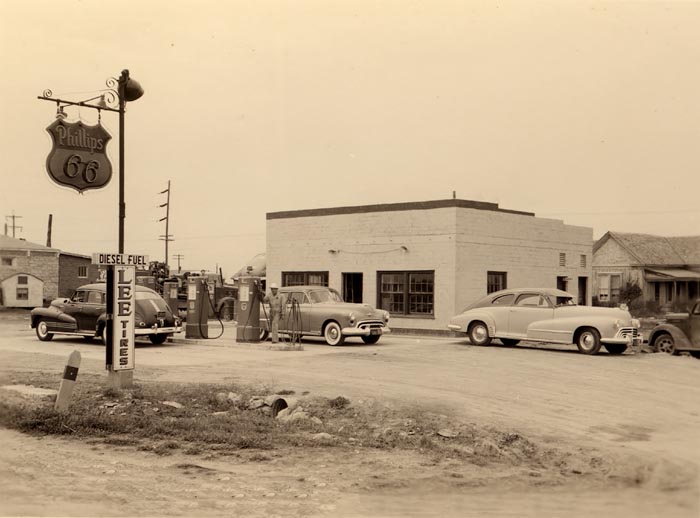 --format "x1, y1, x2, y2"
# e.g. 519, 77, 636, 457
631, 318, 640, 328
383, 311, 390, 322
348, 312, 356, 324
